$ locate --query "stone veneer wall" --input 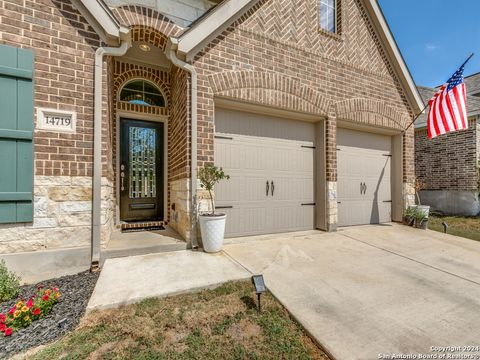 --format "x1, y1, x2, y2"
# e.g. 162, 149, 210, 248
0, 176, 115, 254
326, 182, 338, 231
0, 177, 89, 253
